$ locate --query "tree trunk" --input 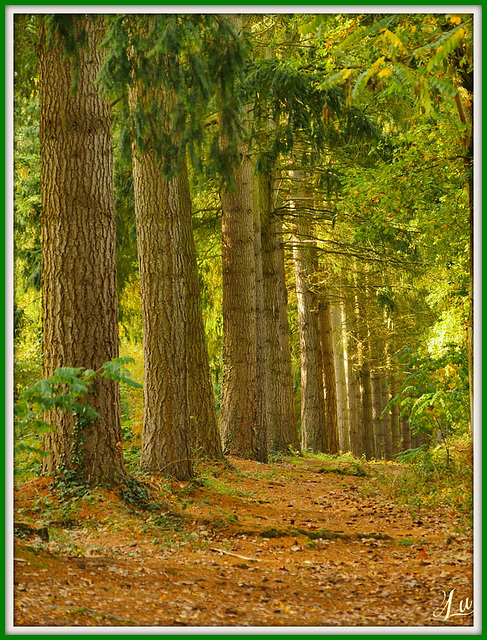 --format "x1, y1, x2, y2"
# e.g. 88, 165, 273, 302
38, 16, 126, 486
390, 373, 401, 455
343, 295, 364, 457
253, 176, 268, 463
401, 417, 412, 451
180, 162, 223, 461
218, 13, 258, 460
360, 362, 375, 459
370, 328, 389, 460
331, 302, 350, 452
132, 142, 193, 479
355, 282, 375, 459
259, 174, 299, 455
318, 299, 340, 454
371, 371, 386, 459
291, 172, 326, 452
219, 146, 258, 460
380, 375, 393, 460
